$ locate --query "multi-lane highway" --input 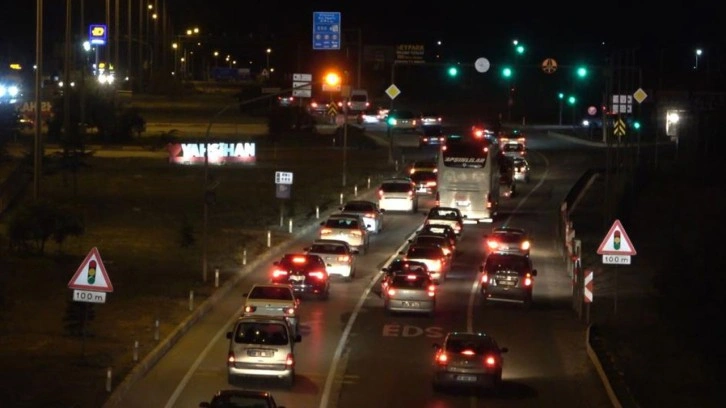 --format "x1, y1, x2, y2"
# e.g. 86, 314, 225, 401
108, 126, 613, 408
